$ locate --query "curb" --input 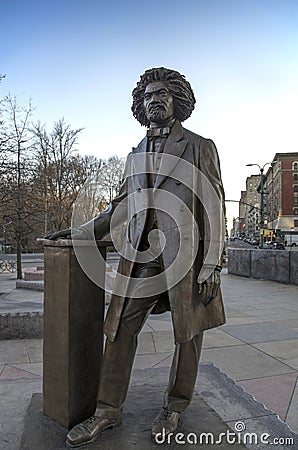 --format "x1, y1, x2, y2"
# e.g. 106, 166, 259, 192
16, 280, 44, 291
